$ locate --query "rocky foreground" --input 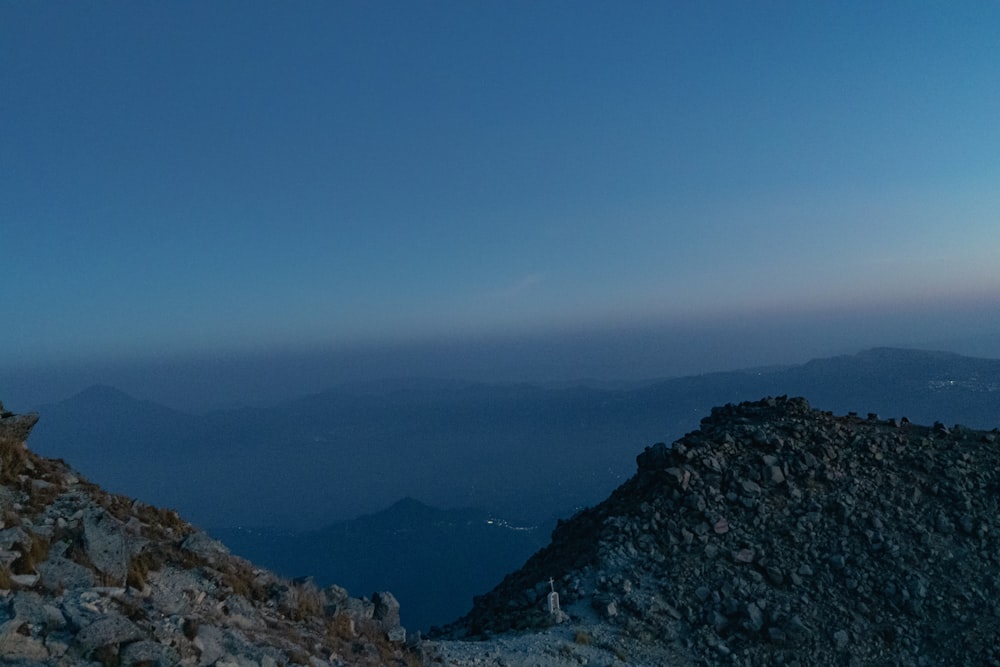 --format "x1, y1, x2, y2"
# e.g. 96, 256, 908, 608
434, 396, 1000, 666
0, 404, 420, 666
4, 396, 1000, 667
